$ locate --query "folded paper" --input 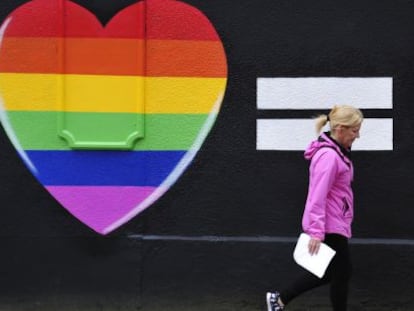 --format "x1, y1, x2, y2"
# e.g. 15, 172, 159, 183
293, 233, 336, 278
